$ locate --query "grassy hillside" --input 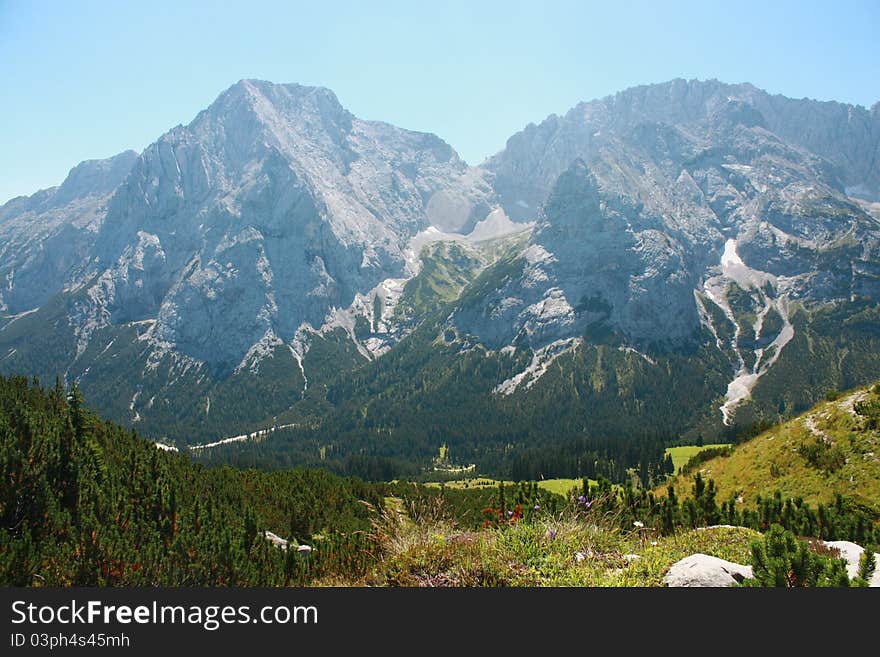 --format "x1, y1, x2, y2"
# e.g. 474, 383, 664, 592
354, 517, 760, 587
393, 241, 484, 322
661, 383, 880, 514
